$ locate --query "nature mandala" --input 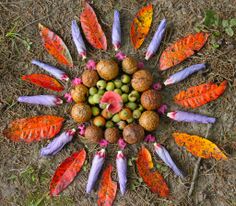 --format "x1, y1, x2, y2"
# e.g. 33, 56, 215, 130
2, 2, 228, 205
